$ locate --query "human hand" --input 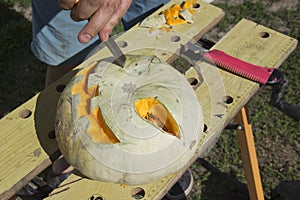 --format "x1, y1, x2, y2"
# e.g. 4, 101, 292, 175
58, 0, 132, 43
